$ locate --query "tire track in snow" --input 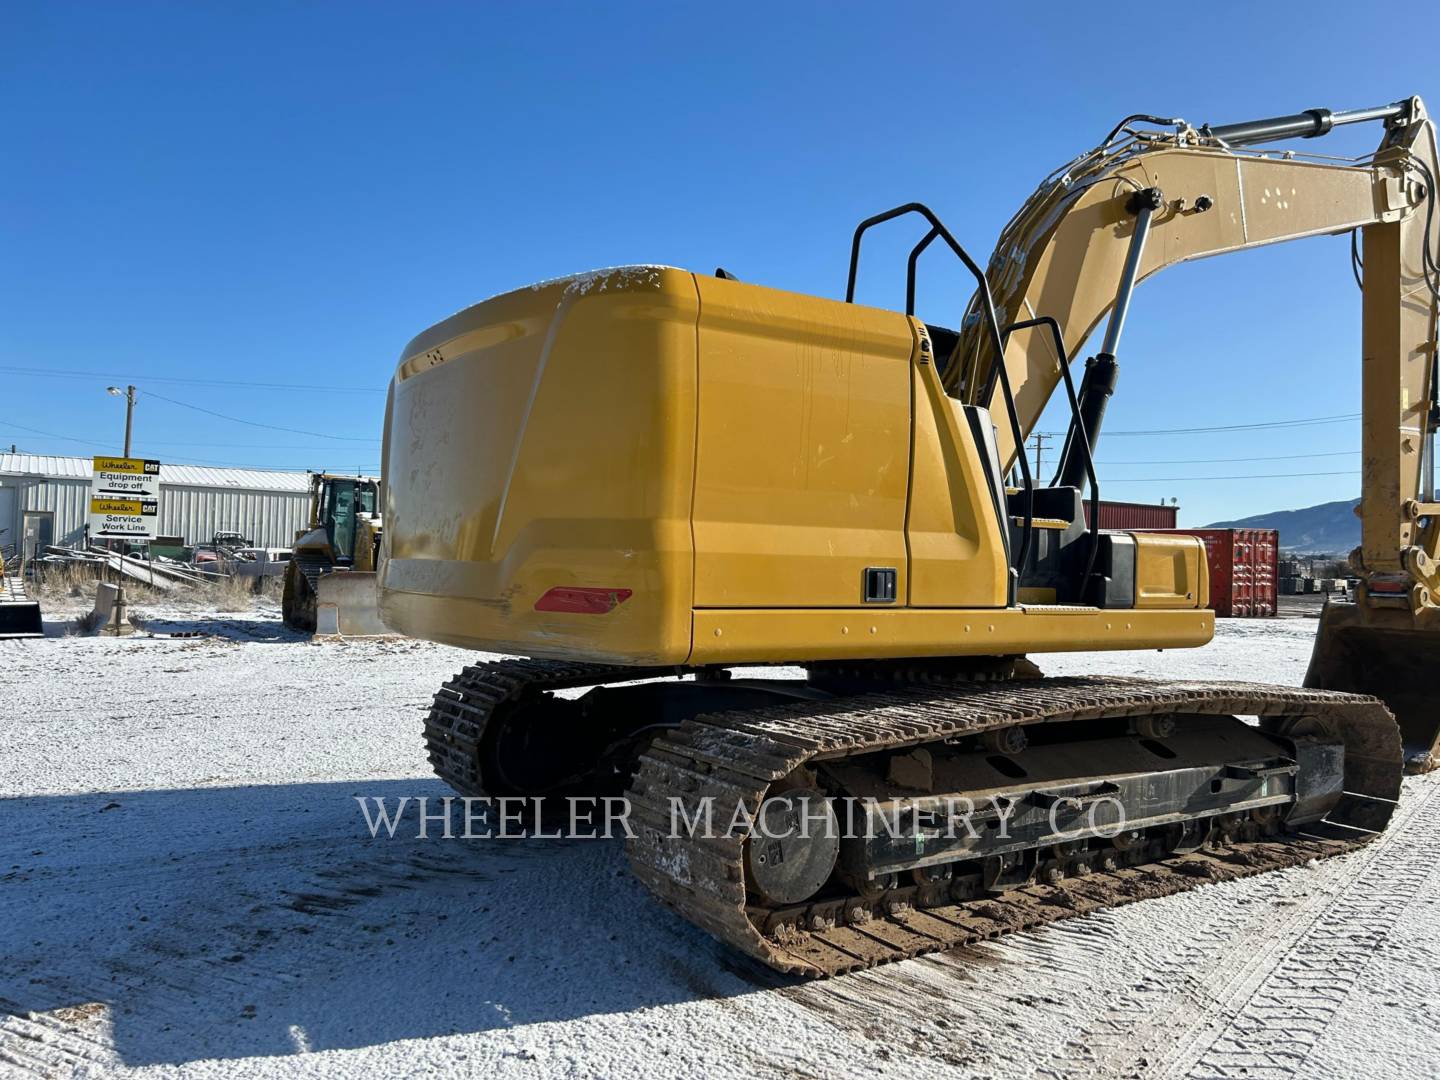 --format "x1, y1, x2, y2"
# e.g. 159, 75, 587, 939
0, 837, 513, 1077
1182, 780, 1440, 1079
0, 997, 113, 1079
1030, 776, 1440, 1079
